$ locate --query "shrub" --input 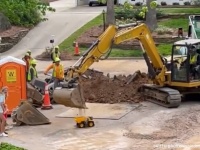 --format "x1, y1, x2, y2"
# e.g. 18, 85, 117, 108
192, 0, 200, 5
161, 1, 167, 6
0, 0, 55, 27
155, 25, 174, 35
0, 142, 26, 150
173, 2, 180, 5
184, 1, 191, 5
135, 2, 143, 6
